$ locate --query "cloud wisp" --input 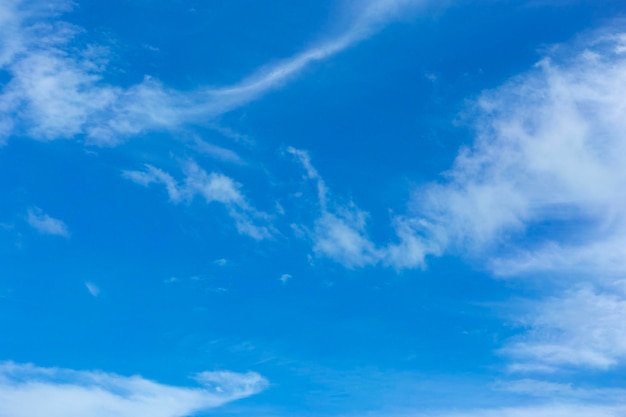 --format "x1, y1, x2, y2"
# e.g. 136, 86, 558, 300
287, 146, 381, 268
206, 0, 425, 110
123, 161, 273, 240
26, 207, 69, 238
0, 0, 424, 145
84, 282, 100, 297
287, 146, 436, 269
